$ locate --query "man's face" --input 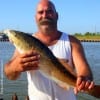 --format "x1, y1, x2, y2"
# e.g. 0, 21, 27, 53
35, 1, 58, 34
